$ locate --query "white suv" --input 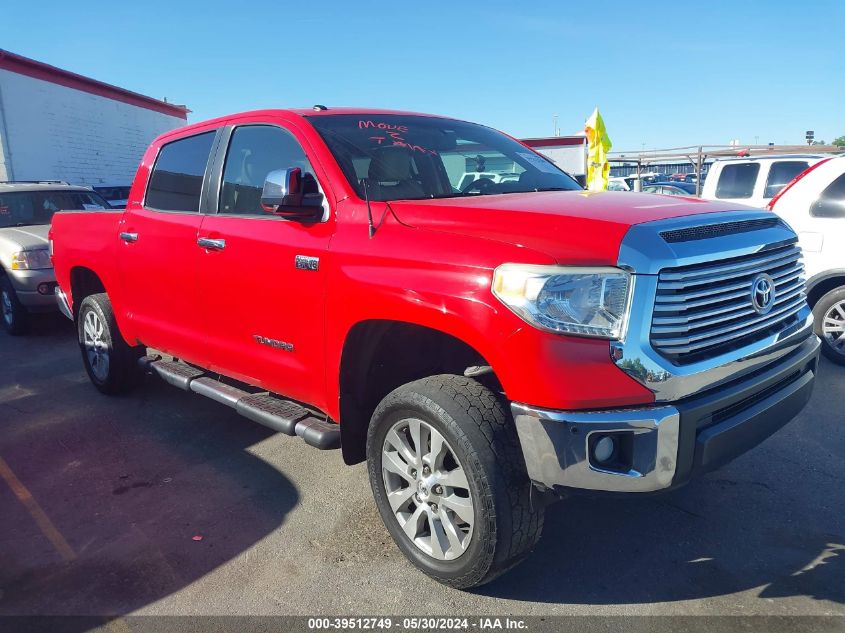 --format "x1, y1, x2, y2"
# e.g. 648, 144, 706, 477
769, 156, 845, 364
702, 154, 828, 208
0, 181, 111, 334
